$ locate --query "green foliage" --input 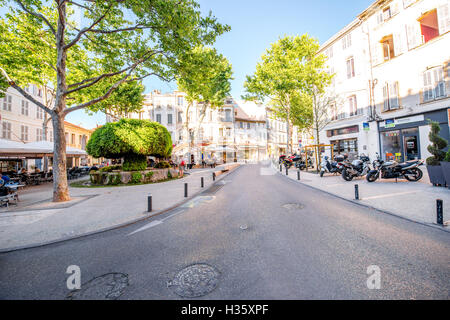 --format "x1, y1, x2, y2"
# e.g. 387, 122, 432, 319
99, 165, 122, 173
130, 172, 143, 184
177, 46, 233, 109
167, 170, 173, 179
444, 150, 450, 162
86, 119, 173, 162
155, 161, 171, 169
426, 121, 448, 166
123, 154, 147, 172
108, 174, 122, 186
145, 171, 154, 182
